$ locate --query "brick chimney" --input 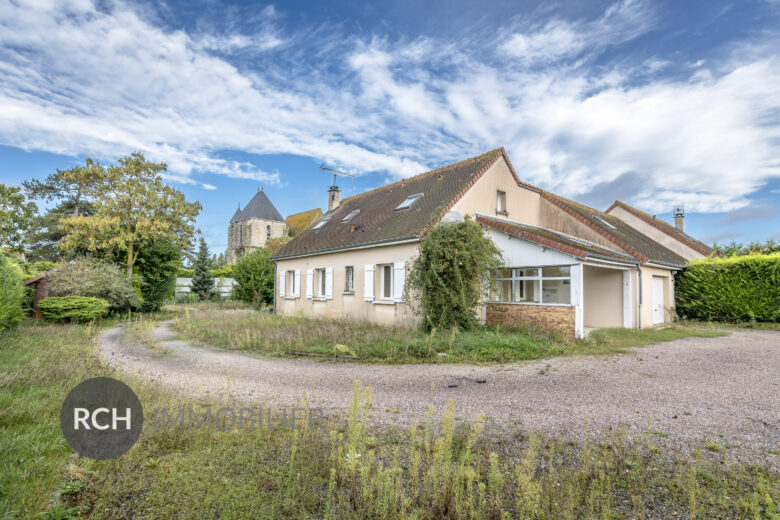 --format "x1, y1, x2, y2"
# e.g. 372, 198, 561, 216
673, 205, 684, 232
